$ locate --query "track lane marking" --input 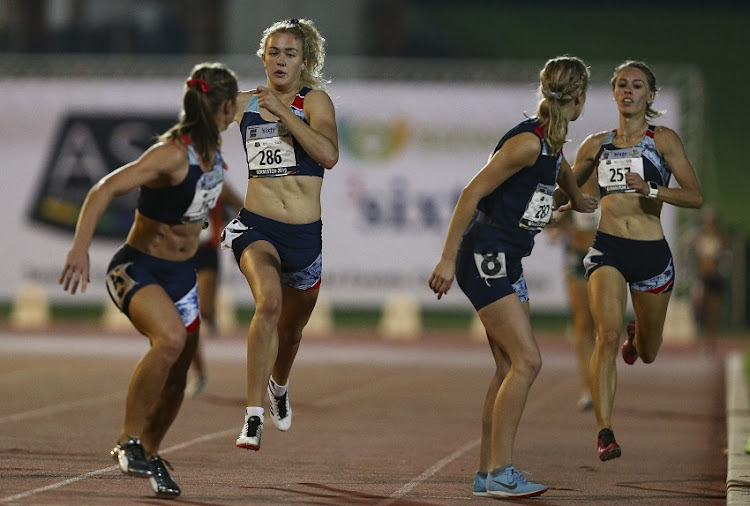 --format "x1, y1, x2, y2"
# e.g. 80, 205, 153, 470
0, 428, 238, 503
376, 373, 576, 504
0, 394, 122, 425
